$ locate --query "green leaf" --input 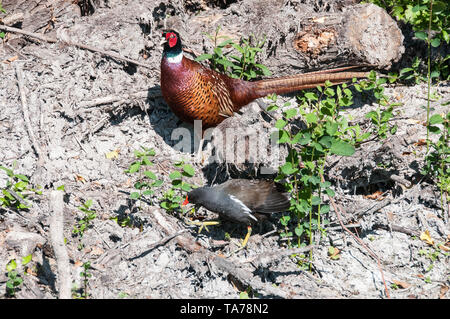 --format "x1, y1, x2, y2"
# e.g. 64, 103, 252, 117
429, 114, 443, 125
319, 136, 332, 148
305, 113, 318, 124
169, 171, 182, 180
0, 166, 13, 177
284, 108, 297, 119
415, 31, 427, 41
181, 182, 192, 192
231, 43, 244, 54
15, 181, 28, 191
430, 70, 440, 78
21, 254, 32, 265
324, 87, 335, 97
429, 125, 441, 134
411, 4, 427, 13
182, 164, 195, 177
311, 196, 321, 205
143, 171, 157, 180
280, 162, 298, 175
141, 156, 153, 166
142, 190, 154, 196
239, 291, 249, 299
277, 130, 290, 144
217, 58, 235, 68
321, 205, 330, 213
430, 38, 441, 48
255, 64, 271, 76
325, 122, 338, 136
294, 225, 303, 237
304, 92, 318, 101
297, 132, 312, 145
6, 259, 17, 272
172, 179, 182, 188
213, 46, 223, 56
275, 119, 287, 129
14, 174, 29, 182
195, 53, 213, 62
330, 140, 355, 156
126, 162, 140, 174
325, 188, 335, 197
160, 201, 170, 210
130, 192, 140, 199
218, 39, 233, 47
152, 179, 164, 187
267, 104, 278, 112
